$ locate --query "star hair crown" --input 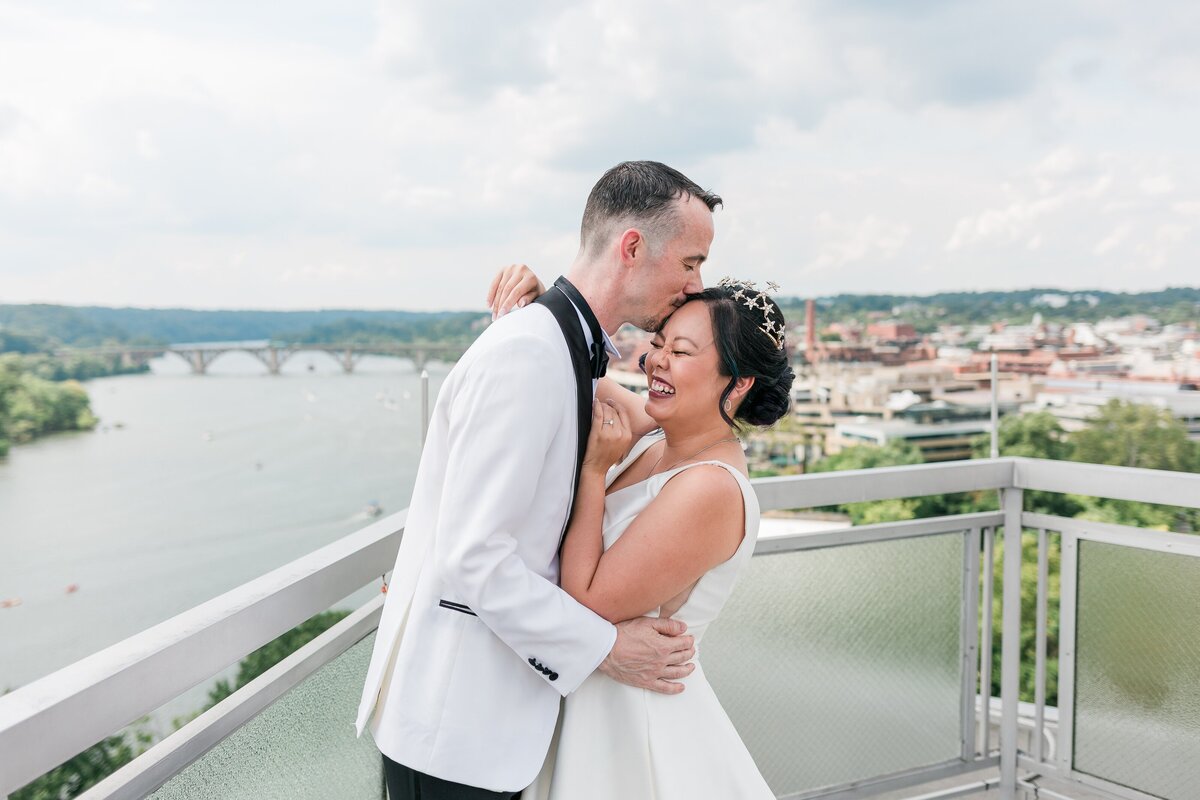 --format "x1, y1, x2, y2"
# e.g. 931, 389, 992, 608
718, 277, 785, 350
